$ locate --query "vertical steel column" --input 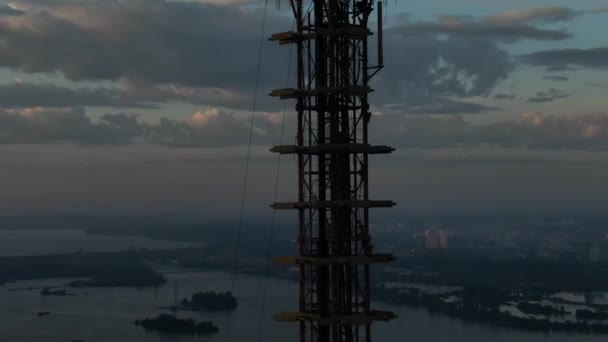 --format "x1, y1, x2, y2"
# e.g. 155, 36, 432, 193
270, 1, 396, 341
